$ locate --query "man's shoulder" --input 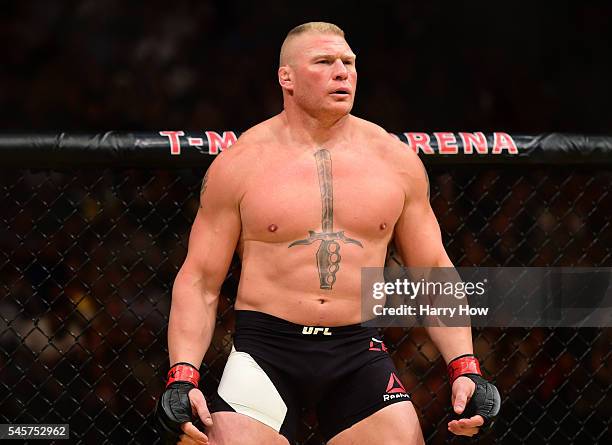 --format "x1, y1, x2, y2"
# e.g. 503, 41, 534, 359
350, 115, 390, 141
235, 115, 281, 148
209, 118, 276, 168
350, 115, 419, 164
204, 116, 281, 193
